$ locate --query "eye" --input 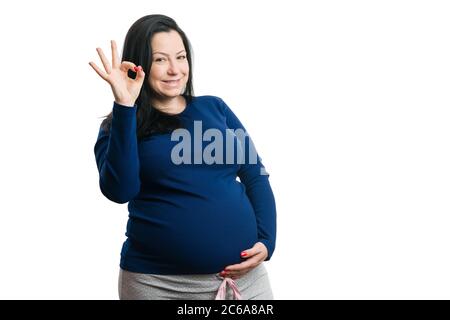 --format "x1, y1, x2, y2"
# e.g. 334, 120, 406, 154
178, 55, 186, 60
155, 57, 166, 62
